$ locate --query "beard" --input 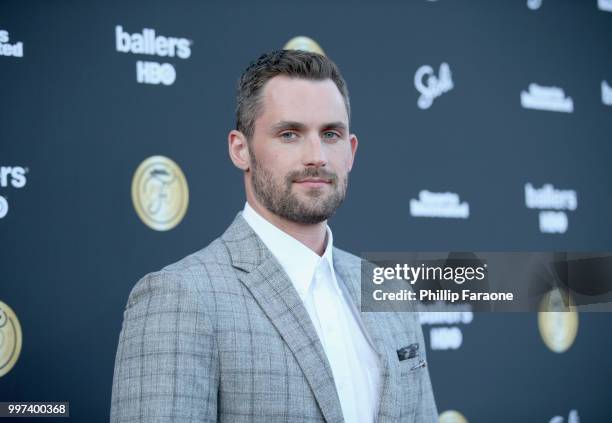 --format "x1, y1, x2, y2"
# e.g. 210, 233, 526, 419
249, 149, 348, 224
